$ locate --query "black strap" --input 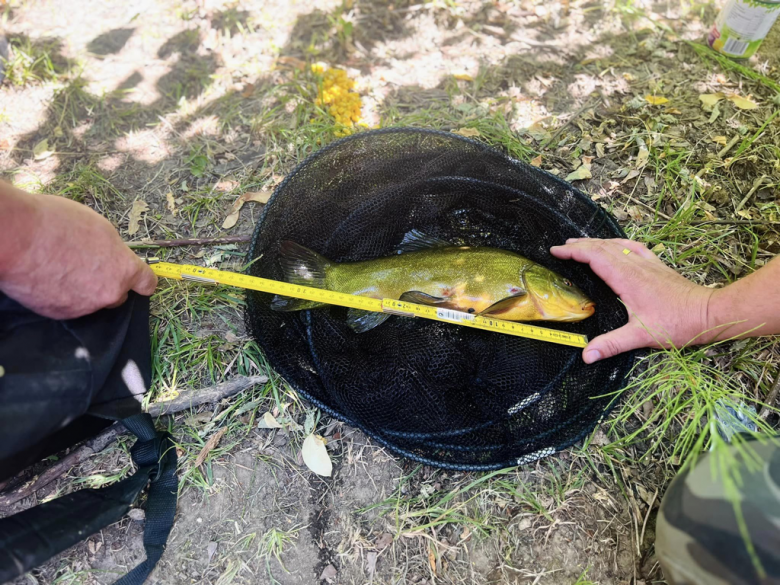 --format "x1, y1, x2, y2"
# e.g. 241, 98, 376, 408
0, 413, 178, 585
